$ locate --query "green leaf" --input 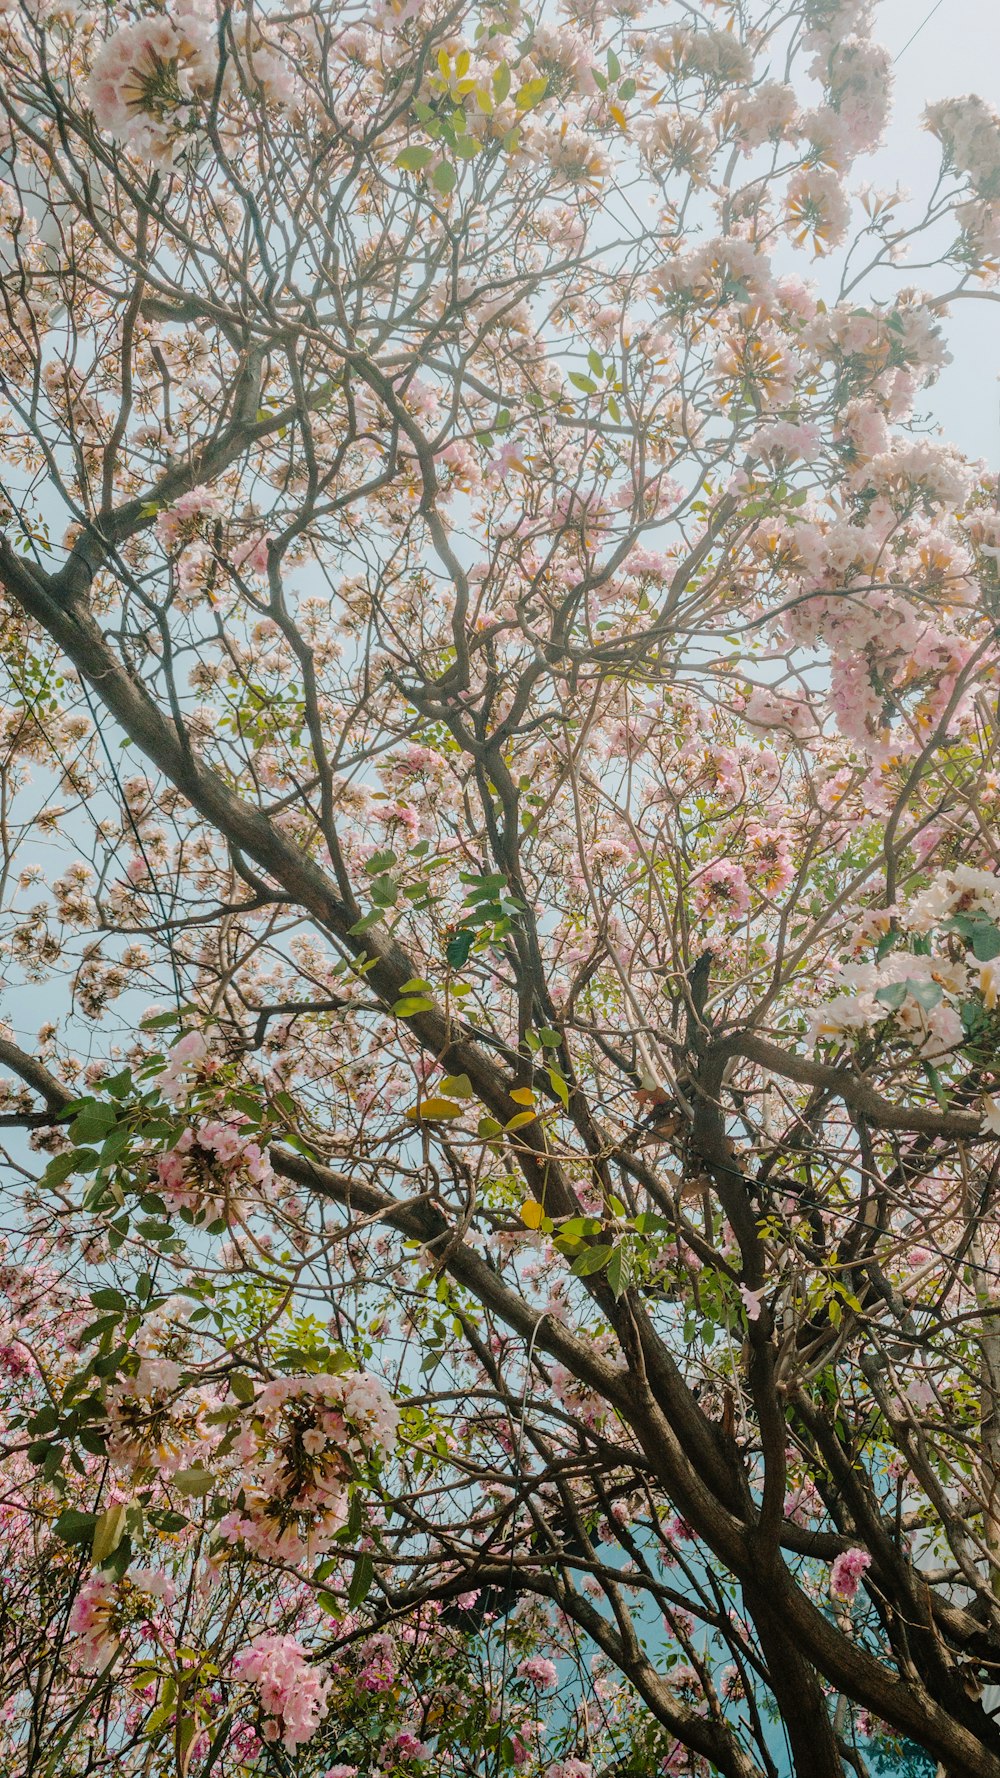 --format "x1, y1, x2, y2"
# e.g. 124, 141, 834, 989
365, 850, 397, 874
432, 160, 457, 193
633, 1211, 670, 1235
145, 1704, 175, 1741
392, 996, 435, 1017
446, 929, 474, 968
229, 1373, 256, 1403
148, 1510, 188, 1533
972, 924, 1000, 962
349, 910, 384, 935
70, 1101, 118, 1145
907, 978, 943, 1012
874, 981, 907, 1012
98, 1126, 131, 1167
569, 372, 597, 394
559, 1217, 603, 1239
90, 1287, 127, 1312
172, 1467, 215, 1497
348, 1551, 374, 1608
41, 1151, 85, 1188
606, 1246, 625, 1298
140, 1008, 184, 1030
587, 348, 605, 378
54, 1508, 99, 1547
43, 1444, 66, 1481
548, 1067, 570, 1108
493, 63, 511, 102
395, 144, 435, 171
923, 1063, 950, 1110
571, 1244, 613, 1277
79, 1313, 123, 1343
